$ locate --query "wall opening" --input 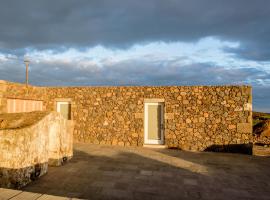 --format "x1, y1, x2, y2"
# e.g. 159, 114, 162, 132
144, 102, 164, 145
56, 101, 71, 120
